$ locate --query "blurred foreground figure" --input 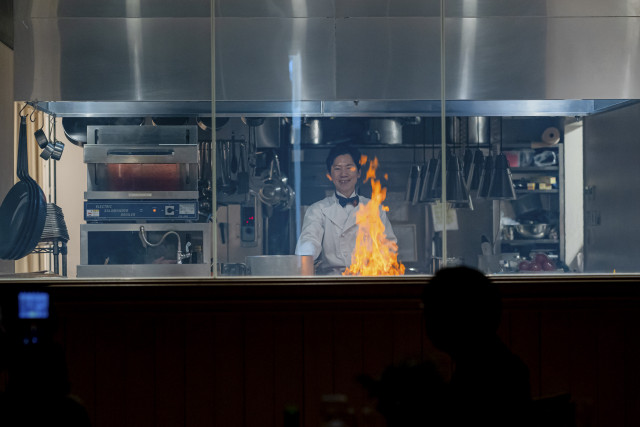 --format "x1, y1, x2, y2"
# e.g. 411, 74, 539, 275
422, 266, 533, 427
